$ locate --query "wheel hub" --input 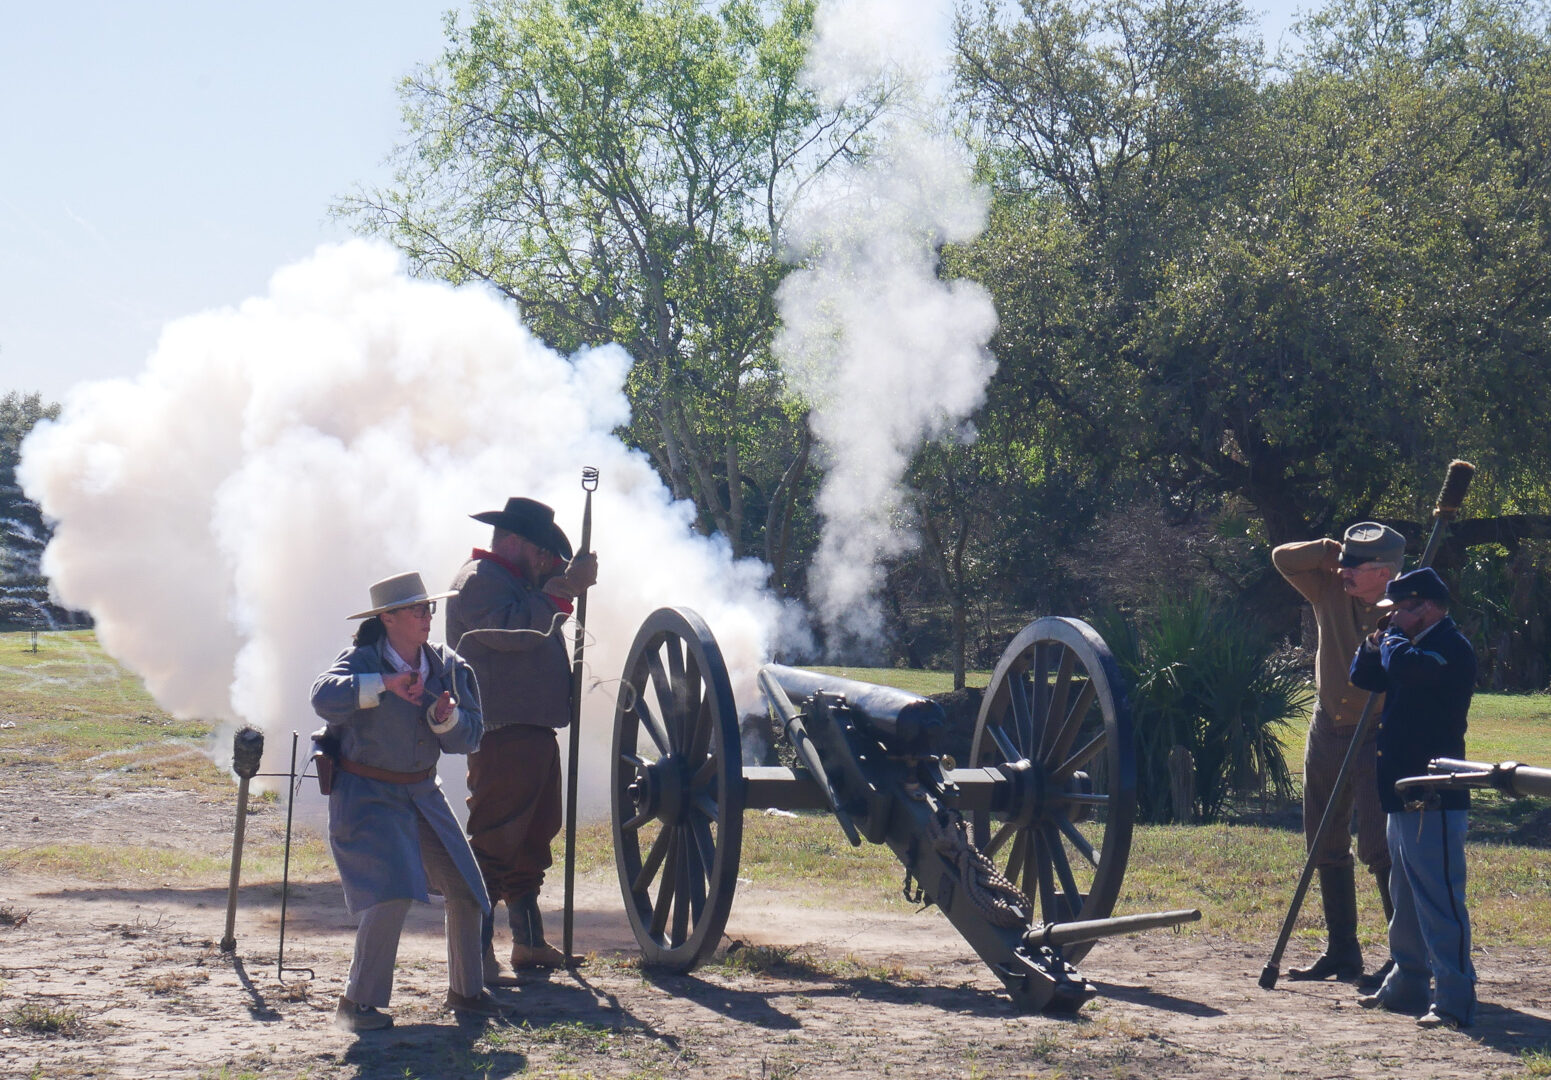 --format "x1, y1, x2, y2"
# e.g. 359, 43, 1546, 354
628, 753, 686, 826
